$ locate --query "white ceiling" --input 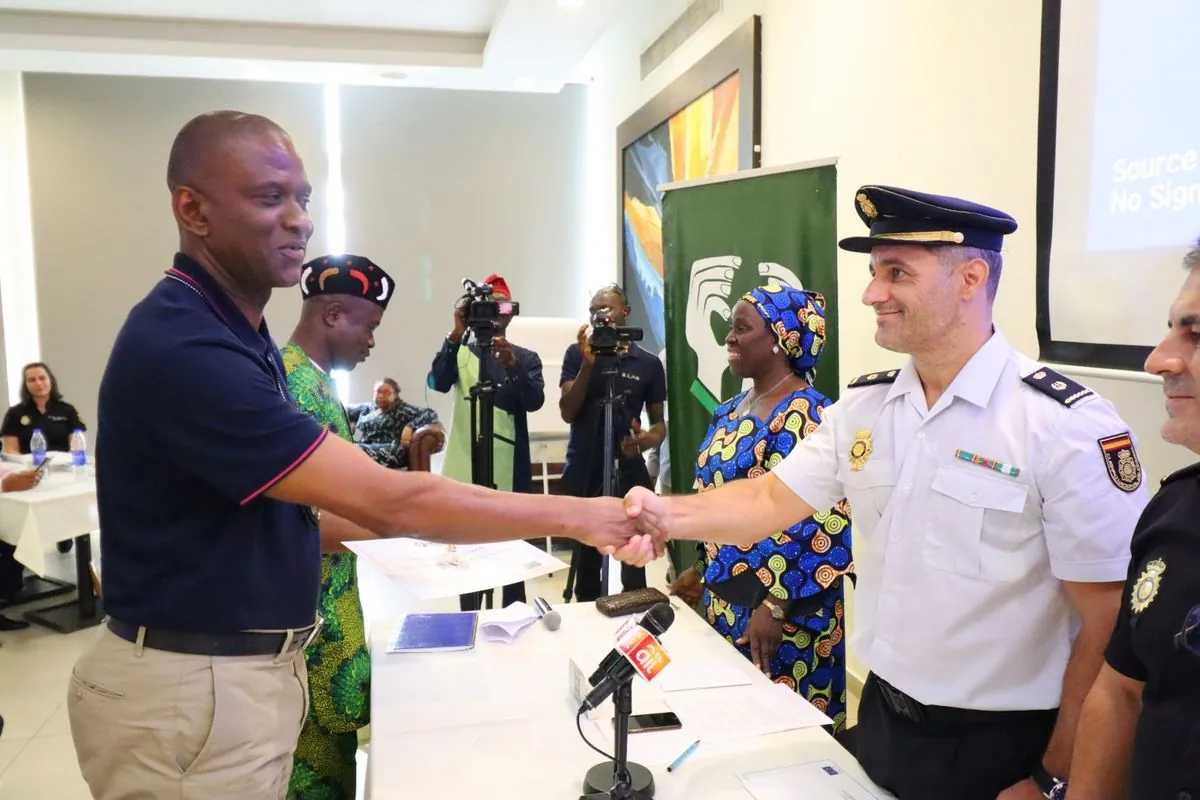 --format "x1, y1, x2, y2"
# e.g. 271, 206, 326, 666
0, 0, 504, 32
0, 0, 642, 92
